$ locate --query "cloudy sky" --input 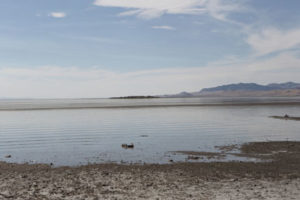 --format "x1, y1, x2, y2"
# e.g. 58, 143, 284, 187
0, 0, 300, 98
